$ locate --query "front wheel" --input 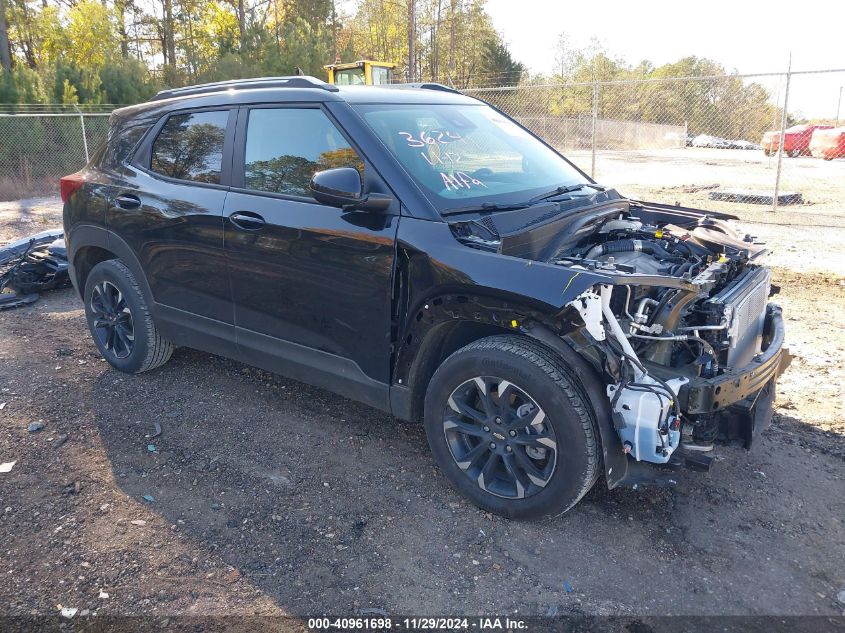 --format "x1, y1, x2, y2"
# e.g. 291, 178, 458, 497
424, 336, 600, 520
